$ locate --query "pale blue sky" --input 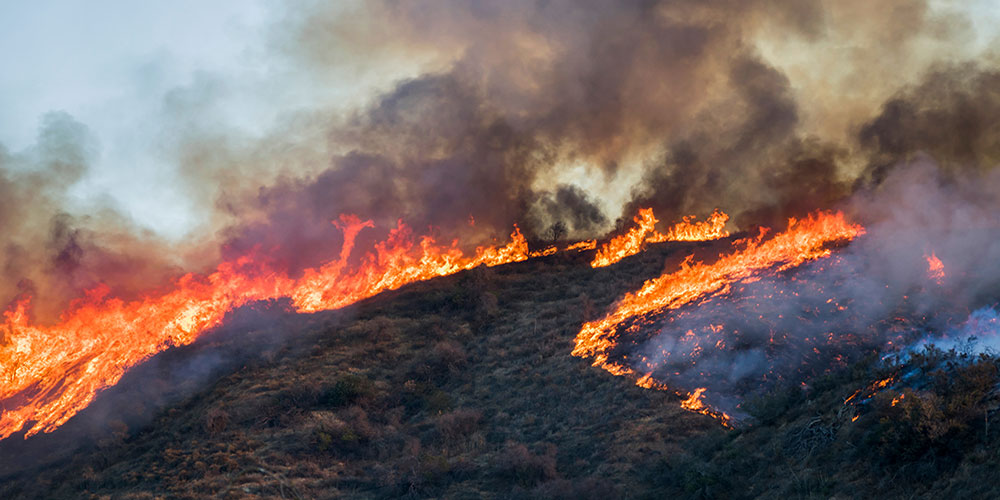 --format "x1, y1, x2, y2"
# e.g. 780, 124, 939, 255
0, 1, 270, 237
